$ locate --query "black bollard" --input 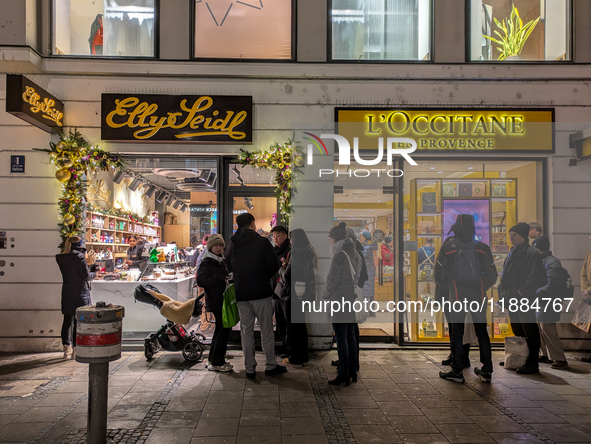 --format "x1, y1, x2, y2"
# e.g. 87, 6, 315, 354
87, 362, 109, 444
